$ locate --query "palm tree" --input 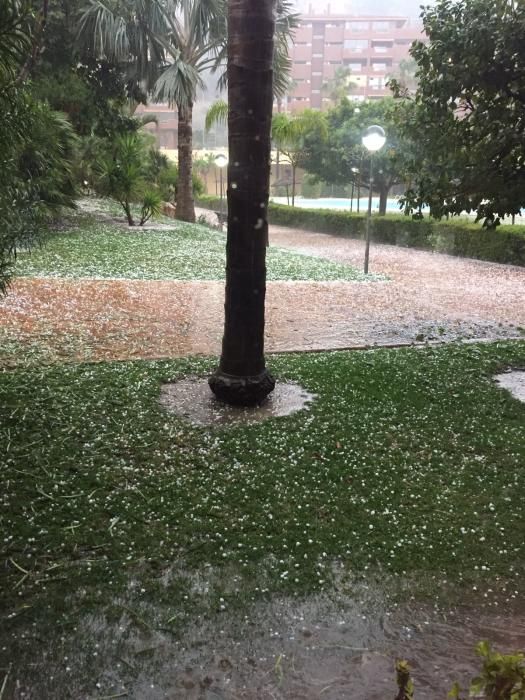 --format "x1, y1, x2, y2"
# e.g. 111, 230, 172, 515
204, 0, 299, 133
271, 109, 327, 206
208, 0, 276, 406
80, 0, 225, 223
